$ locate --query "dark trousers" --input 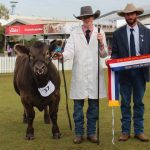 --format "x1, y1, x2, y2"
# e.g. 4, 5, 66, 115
119, 69, 146, 135
73, 99, 98, 136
